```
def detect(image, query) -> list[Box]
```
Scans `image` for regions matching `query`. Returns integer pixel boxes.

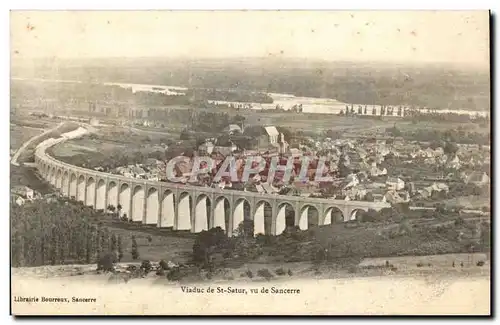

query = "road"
[10,122,65,167]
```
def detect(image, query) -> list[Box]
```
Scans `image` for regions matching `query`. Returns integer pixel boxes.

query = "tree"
[110,234,117,252]
[234,220,254,238]
[232,114,246,125]
[444,141,459,155]
[117,235,124,262]
[107,205,116,214]
[192,227,228,267]
[131,236,140,260]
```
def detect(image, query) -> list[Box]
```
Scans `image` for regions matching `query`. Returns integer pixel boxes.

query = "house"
[345,186,367,201]
[386,177,405,191]
[265,126,280,144]
[261,182,279,194]
[369,162,388,177]
[343,174,359,189]
[417,187,432,199]
[11,186,35,200]
[465,172,490,186]
[174,159,194,179]
[383,190,410,204]
[405,182,417,195]
[90,118,100,126]
[446,155,461,169]
[242,125,288,153]
[198,141,215,155]
[14,196,25,206]
[129,165,146,178]
[430,182,449,193]
[289,148,302,157]
[226,124,243,135]
[213,136,238,156]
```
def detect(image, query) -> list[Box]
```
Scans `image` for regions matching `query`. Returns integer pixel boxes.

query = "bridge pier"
[35,141,390,239]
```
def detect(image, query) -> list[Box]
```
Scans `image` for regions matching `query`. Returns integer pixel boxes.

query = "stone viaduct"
[34,138,391,237]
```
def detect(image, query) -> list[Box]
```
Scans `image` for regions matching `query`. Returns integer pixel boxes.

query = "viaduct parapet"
[35,137,390,236]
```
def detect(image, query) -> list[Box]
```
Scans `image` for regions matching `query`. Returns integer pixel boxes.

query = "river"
[12,77,489,118]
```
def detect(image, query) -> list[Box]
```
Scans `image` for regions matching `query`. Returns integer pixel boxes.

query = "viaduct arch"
[34,139,390,237]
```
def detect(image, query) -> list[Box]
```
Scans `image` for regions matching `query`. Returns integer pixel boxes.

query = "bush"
[97,252,118,272]
[158,260,169,270]
[454,217,465,226]
[257,268,274,281]
[288,226,307,241]
[126,265,137,272]
[275,268,286,276]
[360,209,378,223]
[140,260,153,274]
[166,267,184,281]
[256,234,277,246]
[245,270,254,279]
[287,269,293,276]
[234,220,255,238]
[435,203,446,214]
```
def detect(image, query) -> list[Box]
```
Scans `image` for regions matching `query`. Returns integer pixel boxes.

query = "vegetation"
[15,58,489,110]
[97,251,118,272]
[257,268,274,281]
[399,128,489,146]
[186,213,490,274]
[131,236,140,260]
[11,199,119,267]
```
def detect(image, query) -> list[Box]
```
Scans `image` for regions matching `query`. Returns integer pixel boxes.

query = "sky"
[10,11,490,66]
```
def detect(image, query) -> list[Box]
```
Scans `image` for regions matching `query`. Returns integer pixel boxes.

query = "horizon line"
[11,55,489,69]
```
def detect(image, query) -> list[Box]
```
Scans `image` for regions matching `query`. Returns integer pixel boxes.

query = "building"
[11,186,35,200]
[89,118,100,126]
[227,124,243,135]
[264,126,280,144]
[14,196,25,206]
[465,172,490,186]
[386,177,405,191]
[198,141,215,155]
[243,125,287,153]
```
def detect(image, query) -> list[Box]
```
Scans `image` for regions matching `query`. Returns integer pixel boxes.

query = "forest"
[11,199,124,267]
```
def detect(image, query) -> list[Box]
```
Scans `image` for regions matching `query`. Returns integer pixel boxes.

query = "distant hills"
[11,57,490,111]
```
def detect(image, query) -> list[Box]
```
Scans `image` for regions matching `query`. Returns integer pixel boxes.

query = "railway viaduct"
[34,138,390,237]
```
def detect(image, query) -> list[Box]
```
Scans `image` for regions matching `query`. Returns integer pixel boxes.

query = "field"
[442,196,491,210]
[10,165,53,194]
[241,111,399,134]
[94,219,195,264]
[50,139,122,158]
[10,125,43,151]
